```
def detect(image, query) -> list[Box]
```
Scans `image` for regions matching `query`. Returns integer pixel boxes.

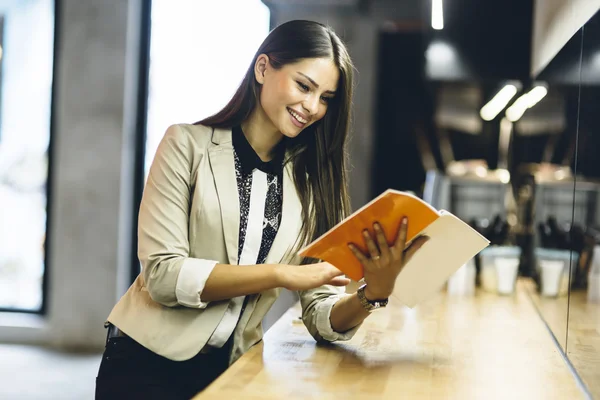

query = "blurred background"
[1,0,600,398]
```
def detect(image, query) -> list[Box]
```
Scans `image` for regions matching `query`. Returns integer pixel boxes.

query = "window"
[129,1,270,279]
[0,0,55,312]
[144,0,271,178]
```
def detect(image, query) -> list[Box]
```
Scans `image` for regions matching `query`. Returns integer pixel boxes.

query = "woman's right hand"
[275,262,351,291]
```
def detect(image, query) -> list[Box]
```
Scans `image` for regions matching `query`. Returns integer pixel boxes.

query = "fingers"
[403,235,429,264]
[392,217,408,259]
[328,276,351,286]
[362,229,380,261]
[348,243,369,265]
[412,235,430,248]
[320,263,350,286]
[320,262,345,279]
[294,263,349,291]
[373,222,391,263]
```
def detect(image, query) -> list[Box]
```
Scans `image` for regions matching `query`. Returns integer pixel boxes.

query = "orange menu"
[299,189,490,308]
[298,189,441,281]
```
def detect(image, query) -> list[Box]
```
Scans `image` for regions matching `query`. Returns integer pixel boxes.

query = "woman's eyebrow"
[297,72,336,95]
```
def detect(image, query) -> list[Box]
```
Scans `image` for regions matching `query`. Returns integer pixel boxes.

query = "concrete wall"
[0,0,142,351]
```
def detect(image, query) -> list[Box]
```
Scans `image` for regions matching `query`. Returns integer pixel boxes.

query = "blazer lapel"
[208,127,240,265]
[265,161,303,265]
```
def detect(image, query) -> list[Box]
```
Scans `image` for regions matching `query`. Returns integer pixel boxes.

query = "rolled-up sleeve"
[175,259,218,308]
[298,285,361,342]
[138,124,215,307]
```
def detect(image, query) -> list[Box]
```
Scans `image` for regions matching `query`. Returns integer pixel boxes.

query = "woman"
[95,19,426,399]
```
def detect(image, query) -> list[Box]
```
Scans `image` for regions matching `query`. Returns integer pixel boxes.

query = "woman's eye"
[297,82,309,92]
[321,96,331,104]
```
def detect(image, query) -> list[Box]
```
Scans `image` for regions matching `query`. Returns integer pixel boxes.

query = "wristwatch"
[356,284,388,312]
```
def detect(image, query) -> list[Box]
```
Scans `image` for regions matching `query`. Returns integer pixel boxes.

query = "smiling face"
[254,55,340,139]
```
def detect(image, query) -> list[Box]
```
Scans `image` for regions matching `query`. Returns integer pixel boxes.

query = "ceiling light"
[497,117,513,170]
[432,0,444,30]
[505,85,548,122]
[555,170,567,180]
[592,51,600,67]
[480,85,518,121]
[447,161,467,176]
[525,86,548,107]
[475,166,487,178]
[426,41,455,64]
[496,169,511,184]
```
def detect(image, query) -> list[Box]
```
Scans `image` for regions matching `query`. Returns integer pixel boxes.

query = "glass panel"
[568,12,600,398]
[515,21,586,352]
[523,83,583,352]
[144,0,270,179]
[409,0,584,354]
[0,0,54,312]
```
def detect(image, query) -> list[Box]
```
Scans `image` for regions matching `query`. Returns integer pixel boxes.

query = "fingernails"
[363,229,369,237]
[402,217,408,225]
[373,222,381,230]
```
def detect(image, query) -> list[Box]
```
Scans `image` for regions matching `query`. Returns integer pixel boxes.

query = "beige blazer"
[107,123,352,364]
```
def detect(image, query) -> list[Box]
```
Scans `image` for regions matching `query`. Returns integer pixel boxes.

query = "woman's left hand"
[348,217,429,300]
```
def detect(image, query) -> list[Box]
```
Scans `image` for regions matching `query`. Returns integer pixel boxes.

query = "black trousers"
[95,333,231,400]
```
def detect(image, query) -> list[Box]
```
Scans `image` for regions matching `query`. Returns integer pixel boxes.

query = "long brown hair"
[198,20,354,263]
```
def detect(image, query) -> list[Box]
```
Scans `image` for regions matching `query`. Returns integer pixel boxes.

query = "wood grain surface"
[566,289,600,397]
[526,280,570,351]
[194,279,585,400]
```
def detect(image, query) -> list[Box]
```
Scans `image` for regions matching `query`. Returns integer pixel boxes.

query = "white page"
[392,211,490,307]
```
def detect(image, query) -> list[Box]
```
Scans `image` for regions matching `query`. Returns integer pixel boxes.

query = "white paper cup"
[495,257,520,295]
[539,260,565,297]
[591,246,600,275]
[480,246,521,293]
[587,273,600,302]
[447,261,476,296]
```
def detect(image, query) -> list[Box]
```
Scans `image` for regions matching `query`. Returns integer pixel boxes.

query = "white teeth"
[288,108,307,124]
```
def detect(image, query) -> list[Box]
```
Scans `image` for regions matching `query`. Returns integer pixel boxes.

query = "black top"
[231,125,285,176]
[231,125,285,264]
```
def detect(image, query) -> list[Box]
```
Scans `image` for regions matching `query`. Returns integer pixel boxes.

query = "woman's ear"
[254,54,269,85]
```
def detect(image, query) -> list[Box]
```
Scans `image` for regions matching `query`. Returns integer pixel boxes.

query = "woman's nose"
[302,95,319,116]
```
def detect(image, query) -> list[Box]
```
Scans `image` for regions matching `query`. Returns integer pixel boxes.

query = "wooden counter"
[527,284,599,397]
[194,280,585,400]
[525,281,570,351]
[566,289,600,397]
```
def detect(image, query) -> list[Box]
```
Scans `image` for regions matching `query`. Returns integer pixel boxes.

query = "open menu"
[298,189,490,307]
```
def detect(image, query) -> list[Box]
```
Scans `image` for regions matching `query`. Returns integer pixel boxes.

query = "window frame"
[129,0,153,286]
[0,0,59,314]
